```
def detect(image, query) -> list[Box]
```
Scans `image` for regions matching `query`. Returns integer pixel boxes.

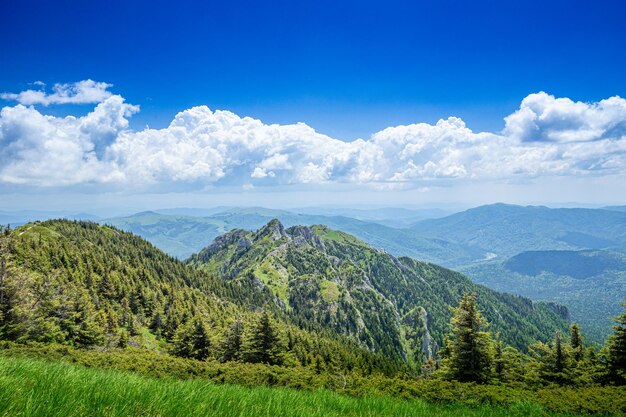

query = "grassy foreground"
[0,356,574,417]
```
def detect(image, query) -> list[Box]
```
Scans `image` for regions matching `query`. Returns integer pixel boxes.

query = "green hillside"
[1,219,567,371]
[187,220,568,362]
[410,203,626,262]
[102,204,626,345]
[1,220,625,415]
[505,250,626,279]
[102,211,228,259]
[0,220,400,375]
[461,249,626,342]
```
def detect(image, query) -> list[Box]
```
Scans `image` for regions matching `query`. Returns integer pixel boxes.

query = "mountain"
[101,204,626,343]
[102,209,473,263]
[409,204,626,341]
[604,205,626,213]
[410,203,626,263]
[0,219,569,374]
[0,210,100,228]
[460,249,626,342]
[102,211,229,259]
[1,219,402,374]
[186,219,568,364]
[105,203,626,268]
[288,207,452,228]
[152,206,452,228]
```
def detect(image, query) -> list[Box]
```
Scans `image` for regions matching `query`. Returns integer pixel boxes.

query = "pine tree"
[220,317,243,362]
[172,317,212,361]
[570,324,584,362]
[606,303,626,384]
[441,292,494,383]
[118,329,129,348]
[528,332,574,385]
[244,310,283,365]
[493,339,506,380]
[554,332,566,374]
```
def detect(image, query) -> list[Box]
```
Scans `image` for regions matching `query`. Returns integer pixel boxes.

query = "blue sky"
[1,0,626,211]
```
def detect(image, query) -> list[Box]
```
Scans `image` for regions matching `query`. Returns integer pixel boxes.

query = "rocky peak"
[287,225,326,251]
[254,219,287,241]
[192,228,249,262]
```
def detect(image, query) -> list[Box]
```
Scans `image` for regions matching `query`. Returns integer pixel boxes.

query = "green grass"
[321,280,340,302]
[312,225,368,247]
[254,258,290,303]
[0,356,570,417]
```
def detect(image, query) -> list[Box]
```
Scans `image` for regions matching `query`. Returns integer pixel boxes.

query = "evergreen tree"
[220,317,243,362]
[528,332,574,385]
[493,339,504,376]
[118,329,129,348]
[554,332,565,374]
[244,310,283,365]
[172,317,211,361]
[570,324,584,362]
[441,292,493,383]
[606,303,626,384]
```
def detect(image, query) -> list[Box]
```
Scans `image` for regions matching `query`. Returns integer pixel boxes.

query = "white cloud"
[0,80,113,106]
[0,82,625,189]
[0,95,138,186]
[504,91,626,143]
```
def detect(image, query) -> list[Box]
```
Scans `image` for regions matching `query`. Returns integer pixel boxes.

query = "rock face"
[186,219,570,367]
[237,237,252,250]
[289,225,326,251]
[255,218,287,241]
[420,309,438,360]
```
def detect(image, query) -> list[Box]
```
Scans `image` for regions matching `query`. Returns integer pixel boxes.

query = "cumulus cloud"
[0,83,625,189]
[0,94,138,185]
[504,92,626,143]
[0,80,113,106]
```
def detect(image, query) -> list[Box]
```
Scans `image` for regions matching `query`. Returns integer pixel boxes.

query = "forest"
[0,220,624,415]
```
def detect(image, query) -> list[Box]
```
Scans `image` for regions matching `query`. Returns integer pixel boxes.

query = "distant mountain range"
[604,205,626,213]
[0,210,100,227]
[408,204,626,341]
[4,203,625,342]
[410,203,626,261]
[101,208,474,263]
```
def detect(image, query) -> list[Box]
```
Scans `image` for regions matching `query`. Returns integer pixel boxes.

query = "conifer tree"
[118,329,129,348]
[220,317,243,362]
[528,332,574,385]
[172,317,211,361]
[441,292,493,383]
[606,303,626,384]
[244,310,283,365]
[493,339,508,381]
[570,324,584,362]
[554,332,565,374]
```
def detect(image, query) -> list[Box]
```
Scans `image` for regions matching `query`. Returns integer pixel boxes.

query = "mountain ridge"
[186,219,569,363]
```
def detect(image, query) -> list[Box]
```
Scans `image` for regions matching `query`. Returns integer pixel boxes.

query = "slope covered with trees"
[0,220,401,375]
[0,219,568,374]
[462,250,626,342]
[187,219,569,364]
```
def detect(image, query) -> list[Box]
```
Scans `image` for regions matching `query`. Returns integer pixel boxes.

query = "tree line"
[437,292,626,386]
